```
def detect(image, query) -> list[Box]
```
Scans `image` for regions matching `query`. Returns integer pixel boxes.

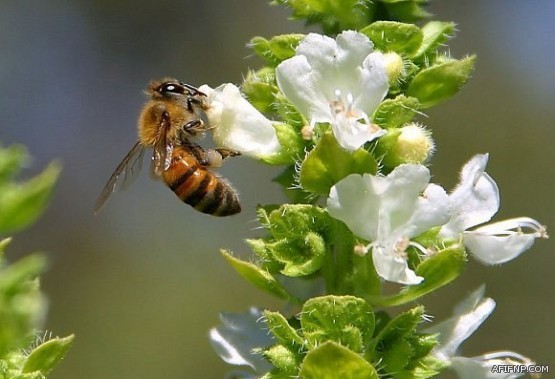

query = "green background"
[1,1,553,378]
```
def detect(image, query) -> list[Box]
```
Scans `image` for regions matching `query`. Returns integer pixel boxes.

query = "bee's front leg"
[215,148,241,160]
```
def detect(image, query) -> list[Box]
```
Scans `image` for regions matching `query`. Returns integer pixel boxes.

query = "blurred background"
[1,1,553,378]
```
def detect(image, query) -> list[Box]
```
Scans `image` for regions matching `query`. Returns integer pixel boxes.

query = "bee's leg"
[215,148,241,160]
[180,119,205,138]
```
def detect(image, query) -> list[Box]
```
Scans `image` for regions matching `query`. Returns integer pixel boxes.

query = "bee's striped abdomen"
[163,147,241,216]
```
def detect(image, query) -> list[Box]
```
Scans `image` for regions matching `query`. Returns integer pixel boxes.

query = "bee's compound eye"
[160,83,184,94]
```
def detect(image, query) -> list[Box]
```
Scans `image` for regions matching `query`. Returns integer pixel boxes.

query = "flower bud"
[383,52,405,86]
[377,123,435,167]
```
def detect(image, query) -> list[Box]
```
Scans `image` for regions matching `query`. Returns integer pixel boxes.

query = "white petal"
[327,173,381,241]
[426,286,496,361]
[209,308,273,372]
[372,245,423,285]
[441,154,500,238]
[275,55,332,123]
[463,217,547,264]
[451,351,534,379]
[327,164,449,241]
[355,51,389,114]
[463,232,534,265]
[200,84,281,159]
[331,115,386,151]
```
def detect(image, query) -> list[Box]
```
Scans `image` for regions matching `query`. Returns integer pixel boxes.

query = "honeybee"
[94,78,241,216]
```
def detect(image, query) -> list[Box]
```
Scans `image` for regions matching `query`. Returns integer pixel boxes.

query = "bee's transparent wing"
[94,142,145,214]
[151,111,173,177]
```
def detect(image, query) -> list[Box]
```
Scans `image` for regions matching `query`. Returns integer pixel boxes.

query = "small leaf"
[301,295,374,353]
[0,162,61,234]
[300,341,378,379]
[407,56,476,108]
[414,21,456,60]
[380,0,431,23]
[300,133,377,195]
[0,144,28,182]
[263,344,299,373]
[373,95,420,129]
[263,311,304,348]
[250,34,305,67]
[221,250,290,300]
[22,335,74,374]
[360,21,423,56]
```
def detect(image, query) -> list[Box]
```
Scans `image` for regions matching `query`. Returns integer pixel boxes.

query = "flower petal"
[330,115,386,151]
[209,307,273,372]
[441,154,500,238]
[372,245,424,285]
[425,286,496,362]
[200,84,281,159]
[275,55,332,123]
[451,351,535,379]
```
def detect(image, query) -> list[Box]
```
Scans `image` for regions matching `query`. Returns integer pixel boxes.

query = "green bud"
[382,52,405,87]
[221,250,290,300]
[22,335,74,374]
[407,55,476,108]
[263,344,299,372]
[256,204,332,277]
[360,21,423,56]
[250,34,304,67]
[376,123,435,167]
[300,133,377,196]
[373,95,420,129]
[299,341,378,379]
[300,295,374,352]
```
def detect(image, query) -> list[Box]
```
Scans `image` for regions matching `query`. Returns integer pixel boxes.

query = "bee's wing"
[94,142,146,214]
[151,111,173,177]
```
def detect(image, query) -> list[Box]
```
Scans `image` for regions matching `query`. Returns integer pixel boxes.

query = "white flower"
[327,164,451,285]
[209,307,273,378]
[199,83,281,159]
[440,154,548,264]
[276,31,389,151]
[425,286,535,379]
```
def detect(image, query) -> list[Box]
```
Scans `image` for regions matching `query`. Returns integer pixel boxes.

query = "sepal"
[300,133,378,195]
[407,55,476,108]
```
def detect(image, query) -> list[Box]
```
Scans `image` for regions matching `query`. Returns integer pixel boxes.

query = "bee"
[94,78,241,216]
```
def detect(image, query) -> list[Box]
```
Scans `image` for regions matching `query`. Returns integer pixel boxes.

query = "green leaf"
[0,144,28,182]
[299,341,378,379]
[300,133,377,195]
[360,21,423,56]
[250,34,305,67]
[22,335,74,374]
[414,21,456,60]
[301,295,374,353]
[263,344,299,373]
[264,311,304,348]
[407,56,476,108]
[221,250,290,300]
[0,254,47,356]
[373,95,420,129]
[0,162,61,234]
[380,0,431,23]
